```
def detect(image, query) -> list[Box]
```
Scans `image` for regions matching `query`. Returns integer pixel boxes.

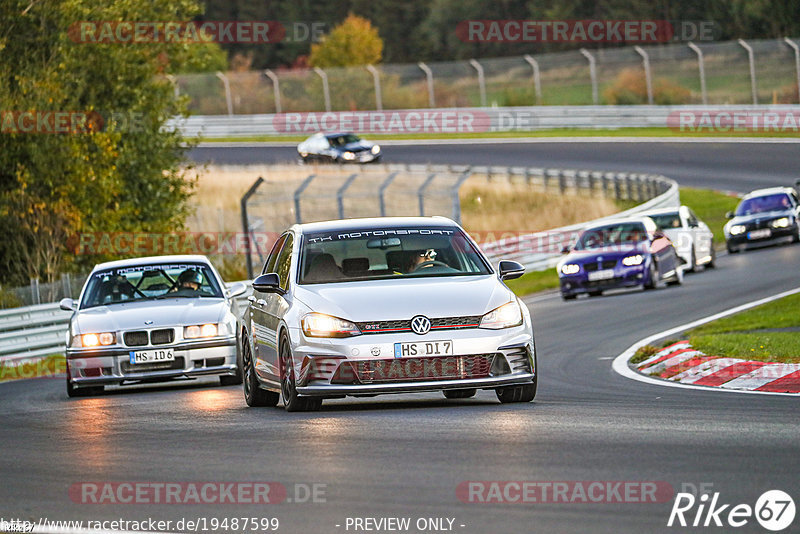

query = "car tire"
[562,293,577,301]
[66,378,103,398]
[727,242,740,254]
[793,224,800,243]
[495,376,537,404]
[243,337,279,407]
[644,260,659,290]
[688,246,697,273]
[443,389,477,399]
[588,290,603,297]
[667,267,683,286]
[280,334,322,412]
[707,242,716,268]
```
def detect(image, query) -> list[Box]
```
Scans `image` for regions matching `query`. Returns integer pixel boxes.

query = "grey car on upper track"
[62,255,247,397]
[240,216,537,412]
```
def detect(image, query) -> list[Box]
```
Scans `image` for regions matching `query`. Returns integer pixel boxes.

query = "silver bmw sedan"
[241,217,537,411]
[62,255,246,397]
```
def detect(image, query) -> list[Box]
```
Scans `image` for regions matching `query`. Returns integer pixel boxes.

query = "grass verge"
[678,187,741,248]
[0,354,65,382]
[199,128,800,144]
[506,269,560,297]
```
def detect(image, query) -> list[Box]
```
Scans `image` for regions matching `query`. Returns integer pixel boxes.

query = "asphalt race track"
[2,141,799,533]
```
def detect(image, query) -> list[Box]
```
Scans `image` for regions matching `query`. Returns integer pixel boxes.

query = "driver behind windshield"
[407,249,437,272]
[171,269,203,294]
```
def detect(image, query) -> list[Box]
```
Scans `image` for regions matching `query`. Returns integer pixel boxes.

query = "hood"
[729,209,794,226]
[75,298,228,333]
[338,141,373,153]
[293,275,512,321]
[563,243,647,263]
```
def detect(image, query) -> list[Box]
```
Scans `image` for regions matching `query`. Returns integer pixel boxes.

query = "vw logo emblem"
[410,315,431,335]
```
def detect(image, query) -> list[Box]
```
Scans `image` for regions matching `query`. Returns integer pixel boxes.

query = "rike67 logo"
[668,489,795,531]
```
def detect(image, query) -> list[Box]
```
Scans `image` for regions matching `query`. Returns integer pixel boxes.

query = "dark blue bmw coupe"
[557,216,684,300]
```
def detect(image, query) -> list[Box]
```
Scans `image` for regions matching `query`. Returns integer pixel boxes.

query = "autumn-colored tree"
[0,0,227,286]
[309,14,383,68]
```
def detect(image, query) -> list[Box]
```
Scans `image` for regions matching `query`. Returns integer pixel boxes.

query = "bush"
[604,68,690,105]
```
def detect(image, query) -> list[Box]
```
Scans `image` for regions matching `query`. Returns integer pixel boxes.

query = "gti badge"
[410,315,431,335]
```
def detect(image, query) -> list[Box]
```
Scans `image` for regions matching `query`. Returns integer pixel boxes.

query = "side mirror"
[653,231,665,240]
[561,245,571,254]
[59,298,76,311]
[725,211,734,219]
[252,273,282,293]
[226,281,247,299]
[498,260,525,281]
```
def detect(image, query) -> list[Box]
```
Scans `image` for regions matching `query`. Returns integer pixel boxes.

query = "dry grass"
[458,179,621,233]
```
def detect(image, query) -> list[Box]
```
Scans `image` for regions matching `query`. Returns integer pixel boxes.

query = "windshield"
[574,222,648,250]
[298,227,491,284]
[735,193,793,216]
[80,262,223,309]
[648,213,681,230]
[327,134,361,146]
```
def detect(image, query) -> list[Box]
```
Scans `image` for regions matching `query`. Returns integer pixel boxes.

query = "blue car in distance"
[557,216,684,300]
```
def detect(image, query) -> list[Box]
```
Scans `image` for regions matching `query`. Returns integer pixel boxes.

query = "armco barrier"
[169,105,800,138]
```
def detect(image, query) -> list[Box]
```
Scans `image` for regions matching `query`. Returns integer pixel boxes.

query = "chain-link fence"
[0,273,89,309]
[177,38,800,115]
[240,163,672,277]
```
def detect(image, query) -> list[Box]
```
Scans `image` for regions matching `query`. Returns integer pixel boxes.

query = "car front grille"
[353,354,494,383]
[356,316,482,334]
[123,331,149,347]
[150,329,174,345]
[583,259,618,272]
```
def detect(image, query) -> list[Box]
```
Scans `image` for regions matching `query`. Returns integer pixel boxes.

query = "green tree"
[309,14,383,68]
[0,0,226,285]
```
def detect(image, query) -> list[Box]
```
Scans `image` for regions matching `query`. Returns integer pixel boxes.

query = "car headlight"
[342,151,356,160]
[184,323,219,339]
[622,254,644,266]
[76,332,115,347]
[371,144,380,154]
[302,313,361,338]
[479,301,523,330]
[729,224,746,236]
[560,263,580,275]
[771,217,790,228]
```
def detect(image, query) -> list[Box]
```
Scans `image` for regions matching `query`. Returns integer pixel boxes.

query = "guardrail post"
[602,173,610,198]
[688,42,708,105]
[241,176,265,279]
[294,174,317,225]
[614,175,622,200]
[784,38,800,103]
[215,72,234,116]
[523,54,543,104]
[633,46,654,105]
[264,69,282,113]
[624,174,633,200]
[469,59,487,107]
[366,65,383,111]
[61,273,71,299]
[378,172,398,217]
[579,49,599,105]
[313,67,331,112]
[636,175,645,201]
[738,39,758,105]
[418,62,435,108]
[558,171,566,195]
[337,174,358,219]
[418,173,437,216]
[165,74,180,99]
[30,278,40,305]
[451,170,473,224]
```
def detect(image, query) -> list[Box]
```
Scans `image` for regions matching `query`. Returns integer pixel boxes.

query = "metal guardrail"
[169,105,800,138]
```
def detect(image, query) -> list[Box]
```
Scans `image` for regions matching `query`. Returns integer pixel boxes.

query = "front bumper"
[726,225,796,249]
[288,325,535,397]
[67,337,237,386]
[559,265,645,295]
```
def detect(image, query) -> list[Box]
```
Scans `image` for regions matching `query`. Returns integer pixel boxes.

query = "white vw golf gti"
[241,217,538,411]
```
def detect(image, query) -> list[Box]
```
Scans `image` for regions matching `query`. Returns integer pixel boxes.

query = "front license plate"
[587,269,615,281]
[394,340,453,358]
[129,349,175,365]
[747,229,771,240]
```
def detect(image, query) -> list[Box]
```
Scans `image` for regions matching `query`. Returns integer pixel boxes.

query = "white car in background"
[642,206,715,272]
